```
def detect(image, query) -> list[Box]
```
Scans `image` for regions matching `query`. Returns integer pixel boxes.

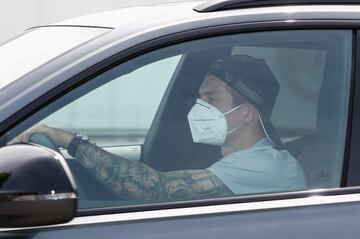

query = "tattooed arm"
[74,141,233,200]
[14,124,232,200]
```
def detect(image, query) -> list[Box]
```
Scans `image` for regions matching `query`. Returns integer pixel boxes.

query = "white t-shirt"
[208,138,307,195]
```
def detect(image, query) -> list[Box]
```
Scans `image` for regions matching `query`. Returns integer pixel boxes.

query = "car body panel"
[2,192,360,237]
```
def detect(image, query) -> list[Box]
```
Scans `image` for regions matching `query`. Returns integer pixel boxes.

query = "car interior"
[143,30,350,191]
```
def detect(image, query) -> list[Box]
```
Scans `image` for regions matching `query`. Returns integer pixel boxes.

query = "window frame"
[1,20,359,218]
[344,29,360,186]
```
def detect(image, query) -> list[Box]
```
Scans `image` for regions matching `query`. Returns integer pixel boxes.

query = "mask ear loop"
[224,104,245,135]
[224,104,244,115]
[257,109,275,145]
[227,125,241,135]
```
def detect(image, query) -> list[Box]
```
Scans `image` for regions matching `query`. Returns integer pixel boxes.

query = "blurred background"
[0,0,196,43]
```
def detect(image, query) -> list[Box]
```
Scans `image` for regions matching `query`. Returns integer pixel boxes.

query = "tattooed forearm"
[161,170,233,200]
[74,142,233,200]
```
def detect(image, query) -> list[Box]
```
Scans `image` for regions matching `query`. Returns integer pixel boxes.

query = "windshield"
[0,27,109,90]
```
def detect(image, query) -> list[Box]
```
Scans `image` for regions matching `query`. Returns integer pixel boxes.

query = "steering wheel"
[28,132,61,154]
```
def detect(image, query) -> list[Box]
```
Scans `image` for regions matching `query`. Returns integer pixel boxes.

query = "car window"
[43,56,181,147]
[8,30,352,209]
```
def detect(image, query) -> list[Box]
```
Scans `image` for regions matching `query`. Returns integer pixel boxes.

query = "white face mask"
[187,98,244,146]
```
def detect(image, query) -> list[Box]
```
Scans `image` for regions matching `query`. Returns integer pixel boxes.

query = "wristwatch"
[67,133,89,157]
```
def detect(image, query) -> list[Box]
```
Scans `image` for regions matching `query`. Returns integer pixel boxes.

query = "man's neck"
[221,127,264,157]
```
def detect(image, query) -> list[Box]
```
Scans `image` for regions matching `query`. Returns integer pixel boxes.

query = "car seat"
[297,67,348,189]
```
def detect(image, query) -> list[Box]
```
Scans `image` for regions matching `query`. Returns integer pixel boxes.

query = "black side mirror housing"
[0,144,78,227]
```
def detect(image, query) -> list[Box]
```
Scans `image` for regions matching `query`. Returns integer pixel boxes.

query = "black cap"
[207,54,282,146]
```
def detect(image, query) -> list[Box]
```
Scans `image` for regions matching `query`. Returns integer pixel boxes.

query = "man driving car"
[17,54,307,200]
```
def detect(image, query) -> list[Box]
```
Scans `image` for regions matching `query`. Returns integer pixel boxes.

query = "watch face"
[77,133,89,141]
[82,135,89,141]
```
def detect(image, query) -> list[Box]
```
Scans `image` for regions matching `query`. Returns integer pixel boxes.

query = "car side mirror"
[0,144,78,227]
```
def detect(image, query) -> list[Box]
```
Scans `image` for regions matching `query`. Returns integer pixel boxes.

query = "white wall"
[0,0,196,43]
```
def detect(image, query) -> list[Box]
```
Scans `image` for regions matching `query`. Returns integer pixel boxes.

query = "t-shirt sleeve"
[208,150,285,195]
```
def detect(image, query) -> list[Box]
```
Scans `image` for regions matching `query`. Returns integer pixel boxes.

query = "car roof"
[51,2,203,29]
[48,1,360,30]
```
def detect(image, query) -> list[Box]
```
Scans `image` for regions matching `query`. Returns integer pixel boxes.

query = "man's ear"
[241,103,256,124]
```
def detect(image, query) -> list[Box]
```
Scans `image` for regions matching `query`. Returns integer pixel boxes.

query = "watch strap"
[67,133,89,157]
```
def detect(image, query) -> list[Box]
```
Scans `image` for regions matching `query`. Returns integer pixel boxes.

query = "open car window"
[8,30,352,209]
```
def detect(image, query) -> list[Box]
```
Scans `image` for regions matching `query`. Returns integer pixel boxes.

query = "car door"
[1,21,360,238]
